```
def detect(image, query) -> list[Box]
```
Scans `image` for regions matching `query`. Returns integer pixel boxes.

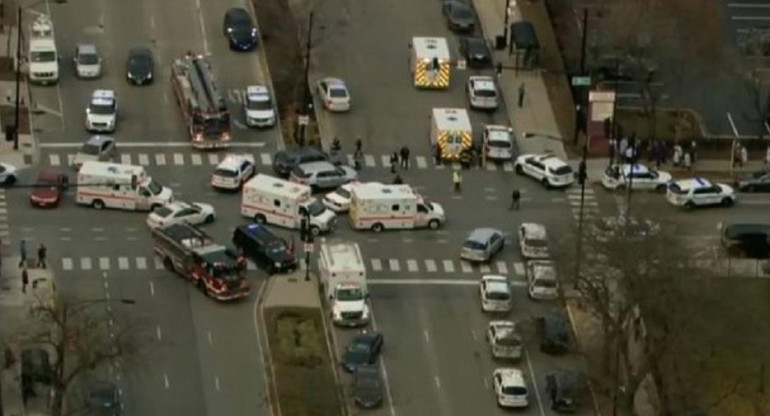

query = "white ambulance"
[349,183,446,232]
[431,108,473,161]
[318,240,369,327]
[410,37,451,89]
[76,161,173,211]
[241,174,337,235]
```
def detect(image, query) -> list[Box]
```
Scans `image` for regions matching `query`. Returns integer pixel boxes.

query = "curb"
[564,300,604,416]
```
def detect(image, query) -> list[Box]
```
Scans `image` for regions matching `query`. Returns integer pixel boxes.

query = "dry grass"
[265,307,340,416]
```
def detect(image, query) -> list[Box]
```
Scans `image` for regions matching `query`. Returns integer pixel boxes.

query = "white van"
[241,174,337,235]
[349,183,445,232]
[76,161,172,211]
[27,15,59,84]
[318,241,369,327]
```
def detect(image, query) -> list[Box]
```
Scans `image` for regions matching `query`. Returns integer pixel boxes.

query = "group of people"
[18,240,47,294]
[610,136,770,170]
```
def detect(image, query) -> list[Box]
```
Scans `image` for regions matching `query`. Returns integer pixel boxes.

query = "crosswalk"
[45,151,517,171]
[57,255,526,276]
[566,186,599,223]
[0,189,9,244]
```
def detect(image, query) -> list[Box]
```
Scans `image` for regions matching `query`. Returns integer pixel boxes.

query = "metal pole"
[572,8,589,297]
[502,0,510,45]
[13,6,22,150]
[304,211,311,281]
[573,8,588,145]
[299,11,314,146]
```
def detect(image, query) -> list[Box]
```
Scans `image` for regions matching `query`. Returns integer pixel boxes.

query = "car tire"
[655,184,667,193]
[722,198,734,207]
[255,214,267,224]
[4,175,16,185]
[428,219,440,230]
[744,185,755,193]
[684,201,695,211]
[163,257,174,272]
[92,199,105,210]
[150,204,162,212]
[310,225,321,236]
[205,214,215,223]
[515,164,523,175]
[371,223,384,233]
[541,177,550,189]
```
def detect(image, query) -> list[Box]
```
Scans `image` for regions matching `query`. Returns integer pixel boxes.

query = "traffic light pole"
[13,6,22,150]
[300,211,313,281]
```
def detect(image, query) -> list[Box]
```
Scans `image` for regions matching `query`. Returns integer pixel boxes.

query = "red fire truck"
[170,53,232,149]
[152,223,250,301]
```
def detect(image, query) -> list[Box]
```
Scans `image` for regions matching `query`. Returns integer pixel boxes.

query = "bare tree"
[25,298,148,416]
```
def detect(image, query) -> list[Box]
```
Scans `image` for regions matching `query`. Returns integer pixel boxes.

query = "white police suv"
[666,177,736,210]
[244,85,276,128]
[85,89,117,133]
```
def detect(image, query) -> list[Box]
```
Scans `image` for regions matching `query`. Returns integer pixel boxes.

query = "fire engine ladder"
[188,57,226,114]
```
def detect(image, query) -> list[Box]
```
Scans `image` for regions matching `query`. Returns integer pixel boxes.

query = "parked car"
[223,7,258,51]
[538,312,570,354]
[126,47,154,85]
[479,275,512,312]
[342,332,384,372]
[317,77,351,112]
[72,136,117,169]
[461,227,505,262]
[459,36,491,68]
[73,43,102,78]
[0,162,18,185]
[737,168,770,192]
[290,161,357,191]
[545,370,583,413]
[232,223,298,273]
[514,153,574,188]
[29,167,68,208]
[720,222,770,259]
[601,163,671,192]
[483,125,515,161]
[87,381,121,416]
[442,0,475,32]
[146,201,216,229]
[666,177,735,210]
[467,75,499,110]
[273,147,330,177]
[353,364,383,409]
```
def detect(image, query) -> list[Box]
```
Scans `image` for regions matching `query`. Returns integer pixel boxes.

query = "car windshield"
[78,53,99,65]
[247,97,272,111]
[335,187,351,199]
[80,143,101,155]
[89,102,115,115]
[549,166,573,175]
[502,386,527,396]
[475,89,496,97]
[453,7,473,18]
[337,287,364,301]
[214,168,237,178]
[349,342,370,353]
[489,139,511,148]
[668,183,686,194]
[153,207,173,218]
[307,199,327,216]
[147,179,162,195]
[266,240,288,254]
[329,87,348,98]
[487,290,510,300]
[525,238,548,247]
[31,51,56,62]
[463,240,486,250]
[129,56,150,71]
[202,117,228,136]
[535,278,557,288]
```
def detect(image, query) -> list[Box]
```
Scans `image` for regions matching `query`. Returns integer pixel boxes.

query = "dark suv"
[545,370,581,413]
[720,222,770,259]
[538,311,570,354]
[272,147,330,177]
[232,224,297,274]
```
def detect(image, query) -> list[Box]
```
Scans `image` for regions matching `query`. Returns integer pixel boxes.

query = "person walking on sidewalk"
[19,239,26,269]
[390,152,399,174]
[400,146,410,170]
[673,143,682,166]
[740,145,749,168]
[331,137,341,152]
[517,83,525,108]
[353,149,363,171]
[37,244,47,269]
[21,267,28,294]
[510,189,521,210]
[765,145,770,166]
[683,151,692,171]
[452,170,462,193]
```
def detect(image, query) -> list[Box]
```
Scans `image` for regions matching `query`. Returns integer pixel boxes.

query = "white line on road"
[207,331,213,345]
[154,257,164,270]
[732,15,770,20]
[118,257,129,270]
[155,154,166,165]
[524,350,546,416]
[138,154,149,166]
[434,376,441,389]
[156,325,163,341]
[191,154,203,165]
[406,259,418,272]
[195,0,210,54]
[470,329,477,342]
[173,153,184,165]
[208,154,219,165]
[728,3,770,7]
[364,154,375,167]
[149,281,155,296]
[423,330,430,344]
[260,153,272,165]
[388,259,400,272]
[483,376,490,390]
[150,14,156,30]
[425,259,437,272]
[368,278,478,286]
[121,154,131,164]
[442,260,455,273]
[513,262,525,275]
[368,309,397,416]
[81,257,92,271]
[371,258,382,271]
[727,112,740,137]
[99,257,110,270]
[62,258,73,271]
[136,257,147,270]
[416,156,428,169]
[214,376,221,391]
[496,261,508,274]
[460,261,473,273]
[479,264,491,273]
[163,374,170,389]
[381,155,391,166]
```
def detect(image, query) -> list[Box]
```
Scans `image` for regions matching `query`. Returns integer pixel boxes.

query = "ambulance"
[349,183,445,232]
[241,174,337,235]
[76,161,173,211]
[410,37,451,89]
[318,240,369,327]
[430,108,473,161]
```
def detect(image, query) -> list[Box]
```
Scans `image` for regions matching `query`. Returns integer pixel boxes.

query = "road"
[15,0,279,413]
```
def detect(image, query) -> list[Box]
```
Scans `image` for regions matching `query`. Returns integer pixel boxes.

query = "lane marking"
[154,257,164,270]
[524,349,547,416]
[173,153,184,165]
[99,257,110,270]
[191,154,203,165]
[81,257,92,271]
[406,259,418,272]
[155,154,166,165]
[207,331,213,345]
[156,325,163,341]
[371,258,382,271]
[479,264,491,273]
[121,154,131,164]
[416,156,428,169]
[138,154,149,166]
[388,259,400,272]
[369,279,478,286]
[732,15,770,20]
[442,260,455,273]
[425,259,437,272]
[434,376,441,389]
[727,112,739,137]
[728,3,770,8]
[195,0,210,54]
[208,154,219,165]
[260,153,272,165]
[364,154,375,167]
[136,257,147,270]
[423,330,430,344]
[39,141,267,148]
[460,261,473,273]
[513,262,525,275]
[49,154,60,166]
[163,374,170,389]
[215,376,221,391]
[62,258,73,271]
[149,281,155,296]
[118,257,129,270]
[496,261,508,274]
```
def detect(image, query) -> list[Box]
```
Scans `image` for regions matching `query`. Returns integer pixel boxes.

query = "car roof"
[722,223,770,238]
[237,223,281,240]
[483,278,510,293]
[530,260,556,279]
[246,85,270,100]
[297,160,337,173]
[489,321,519,337]
[217,154,253,170]
[128,47,152,57]
[495,368,525,385]
[468,227,502,241]
[464,36,486,46]
[164,201,193,211]
[323,77,347,87]
[77,44,98,54]
[470,76,495,90]
[91,89,115,102]
[672,177,713,190]
[353,331,382,343]
[486,126,513,141]
[521,222,547,239]
[85,135,112,146]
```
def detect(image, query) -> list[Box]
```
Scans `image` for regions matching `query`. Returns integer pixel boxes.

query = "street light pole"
[502,0,511,46]
[13,6,22,150]
[572,8,589,292]
[298,11,314,147]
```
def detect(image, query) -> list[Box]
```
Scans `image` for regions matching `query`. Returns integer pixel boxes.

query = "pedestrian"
[355,138,363,152]
[619,137,628,161]
[21,267,28,294]
[517,83,525,108]
[353,149,363,170]
[690,140,698,164]
[393,174,403,184]
[624,146,635,164]
[37,244,46,269]
[673,144,682,167]
[434,145,442,166]
[658,140,667,165]
[741,146,749,166]
[683,151,692,171]
[733,143,742,168]
[510,189,521,210]
[331,137,341,152]
[765,145,770,166]
[18,239,26,269]
[400,146,410,170]
[608,138,616,165]
[452,170,462,192]
[389,152,399,174]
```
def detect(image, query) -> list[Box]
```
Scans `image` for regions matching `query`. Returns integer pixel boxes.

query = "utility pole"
[572,8,588,145]
[502,0,512,48]
[572,8,589,297]
[297,11,314,147]
[13,6,22,150]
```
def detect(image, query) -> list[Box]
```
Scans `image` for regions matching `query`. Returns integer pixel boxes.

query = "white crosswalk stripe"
[118,257,129,270]
[416,156,428,169]
[62,258,73,271]
[496,261,508,274]
[406,259,419,272]
[364,154,375,167]
[425,259,437,272]
[81,257,92,271]
[460,261,473,273]
[479,264,491,273]
[138,154,149,166]
[155,154,166,165]
[371,258,382,271]
[99,257,110,270]
[208,154,220,165]
[191,154,203,165]
[502,163,514,172]
[136,257,147,270]
[154,257,164,270]
[513,262,525,275]
[443,260,455,273]
[121,154,132,164]
[173,153,184,165]
[247,261,257,271]
[260,153,272,166]
[388,259,400,272]
[67,154,76,166]
[49,154,60,166]
[381,155,391,167]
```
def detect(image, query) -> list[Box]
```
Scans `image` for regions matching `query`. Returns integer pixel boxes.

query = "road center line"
[195,0,210,54]
[434,376,441,389]
[163,374,170,389]
[214,376,221,391]
[423,330,430,344]
[156,325,163,341]
[207,331,213,345]
[369,307,397,416]
[149,281,155,296]
[524,350,546,416]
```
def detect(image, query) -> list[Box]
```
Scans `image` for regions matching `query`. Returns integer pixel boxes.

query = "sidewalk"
[584,157,768,184]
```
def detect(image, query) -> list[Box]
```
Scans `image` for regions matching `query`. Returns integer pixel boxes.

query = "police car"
[211,154,256,190]
[514,153,574,188]
[467,75,499,110]
[483,125,514,161]
[244,85,276,128]
[601,163,672,192]
[85,89,117,133]
[666,177,736,210]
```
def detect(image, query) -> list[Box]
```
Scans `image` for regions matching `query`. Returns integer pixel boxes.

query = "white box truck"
[27,15,59,84]
[349,183,446,232]
[76,161,173,211]
[430,108,473,161]
[241,174,337,235]
[318,240,369,327]
[410,37,451,89]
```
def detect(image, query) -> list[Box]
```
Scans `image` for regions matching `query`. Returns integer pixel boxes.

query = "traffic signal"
[300,218,308,242]
[578,160,587,185]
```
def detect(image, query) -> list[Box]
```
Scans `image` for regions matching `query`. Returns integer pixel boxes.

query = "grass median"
[264,307,341,416]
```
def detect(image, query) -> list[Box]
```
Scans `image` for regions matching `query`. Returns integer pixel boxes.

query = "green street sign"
[571,76,591,87]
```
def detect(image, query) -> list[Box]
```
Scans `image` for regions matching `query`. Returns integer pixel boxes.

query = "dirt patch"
[264,307,340,416]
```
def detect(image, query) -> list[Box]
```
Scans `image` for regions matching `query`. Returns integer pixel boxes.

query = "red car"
[29,168,69,208]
